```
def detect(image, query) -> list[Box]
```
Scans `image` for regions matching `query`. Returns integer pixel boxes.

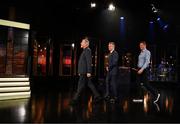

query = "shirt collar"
[83,47,89,50]
[110,49,114,53]
[142,48,147,52]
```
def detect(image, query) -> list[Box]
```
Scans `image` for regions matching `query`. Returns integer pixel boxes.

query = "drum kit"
[149,59,175,81]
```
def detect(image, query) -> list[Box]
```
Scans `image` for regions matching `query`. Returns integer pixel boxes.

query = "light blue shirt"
[138,48,151,70]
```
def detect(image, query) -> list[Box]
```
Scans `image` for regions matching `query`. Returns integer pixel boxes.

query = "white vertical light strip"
[0,19,30,30]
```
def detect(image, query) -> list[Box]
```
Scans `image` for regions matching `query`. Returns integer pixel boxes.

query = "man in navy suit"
[104,42,119,103]
[70,38,101,105]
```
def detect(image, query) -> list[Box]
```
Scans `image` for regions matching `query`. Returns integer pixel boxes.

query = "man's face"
[139,43,146,51]
[108,43,114,51]
[80,40,86,48]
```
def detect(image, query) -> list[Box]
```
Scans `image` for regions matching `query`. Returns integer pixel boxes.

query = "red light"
[64,56,71,65]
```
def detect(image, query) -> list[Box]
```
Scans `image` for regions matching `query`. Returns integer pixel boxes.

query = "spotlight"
[150,21,153,24]
[157,17,160,21]
[90,2,96,8]
[164,24,168,28]
[71,43,75,48]
[151,4,158,13]
[120,17,124,20]
[108,3,115,11]
[163,24,169,30]
[153,8,158,13]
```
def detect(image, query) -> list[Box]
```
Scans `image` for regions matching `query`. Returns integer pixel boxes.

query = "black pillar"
[53,40,60,77]
[46,39,50,76]
[97,40,105,79]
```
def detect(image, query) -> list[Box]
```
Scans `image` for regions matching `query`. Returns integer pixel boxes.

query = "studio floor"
[0,78,180,123]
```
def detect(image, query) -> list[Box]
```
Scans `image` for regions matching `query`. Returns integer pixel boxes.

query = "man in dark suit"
[70,38,101,105]
[104,42,119,103]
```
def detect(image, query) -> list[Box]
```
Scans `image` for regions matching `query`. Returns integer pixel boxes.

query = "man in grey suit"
[104,42,119,103]
[70,38,101,105]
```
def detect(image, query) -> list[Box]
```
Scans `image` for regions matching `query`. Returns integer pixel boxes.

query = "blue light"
[149,20,154,42]
[157,18,160,21]
[120,16,125,41]
[163,24,169,31]
[164,24,168,29]
[120,17,124,20]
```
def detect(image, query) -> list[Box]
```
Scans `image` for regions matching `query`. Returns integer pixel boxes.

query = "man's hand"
[137,69,144,74]
[106,67,109,72]
[87,73,91,77]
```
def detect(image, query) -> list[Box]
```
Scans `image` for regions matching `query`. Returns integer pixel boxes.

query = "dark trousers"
[136,69,158,97]
[105,73,118,98]
[73,75,100,100]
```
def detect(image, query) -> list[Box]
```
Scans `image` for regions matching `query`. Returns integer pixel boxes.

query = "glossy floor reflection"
[0,80,180,123]
[0,99,31,123]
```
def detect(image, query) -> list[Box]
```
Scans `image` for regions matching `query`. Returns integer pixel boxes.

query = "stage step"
[0,78,29,82]
[0,91,31,100]
[0,77,31,100]
[0,87,30,92]
[0,82,29,87]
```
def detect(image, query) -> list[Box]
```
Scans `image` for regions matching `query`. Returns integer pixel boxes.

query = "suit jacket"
[78,47,92,74]
[108,50,119,75]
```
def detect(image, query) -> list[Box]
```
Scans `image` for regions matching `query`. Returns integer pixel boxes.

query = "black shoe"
[69,99,78,106]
